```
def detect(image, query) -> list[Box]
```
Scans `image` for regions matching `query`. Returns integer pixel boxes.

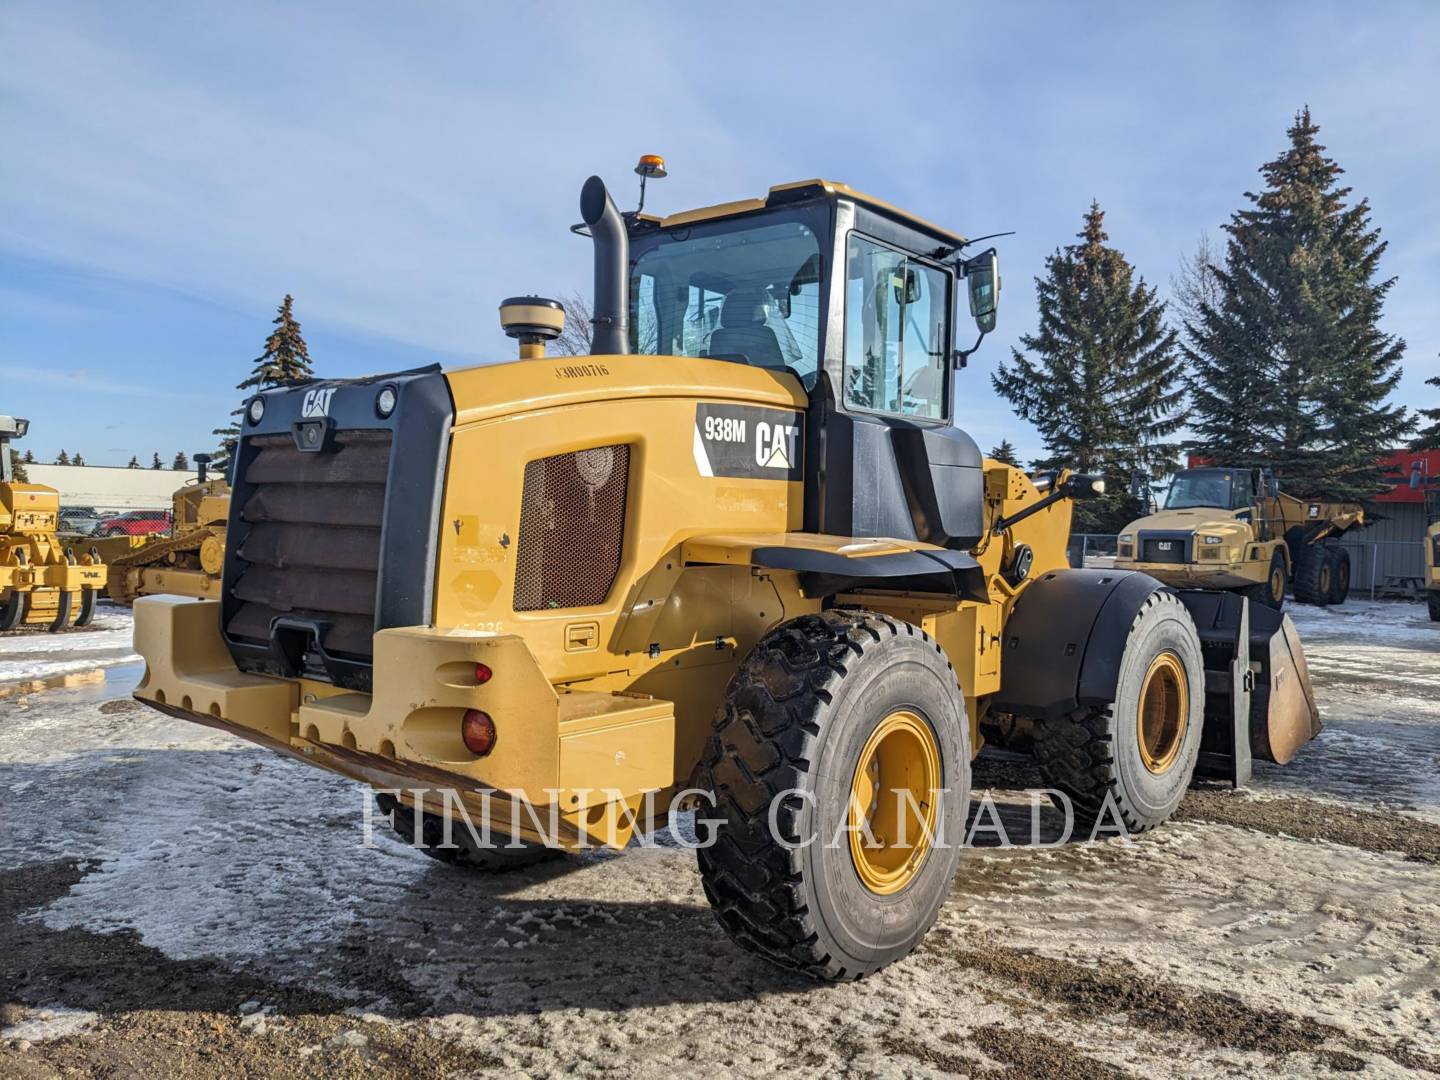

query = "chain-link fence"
[1066,534,1427,599]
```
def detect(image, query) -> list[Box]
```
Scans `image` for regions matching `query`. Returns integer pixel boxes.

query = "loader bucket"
[1176,590,1322,786]
[1246,604,1321,764]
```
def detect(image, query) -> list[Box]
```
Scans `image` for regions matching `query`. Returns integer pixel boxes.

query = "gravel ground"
[1,600,1437,1078]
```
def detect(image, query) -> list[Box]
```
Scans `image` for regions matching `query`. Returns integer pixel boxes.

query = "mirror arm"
[953,327,988,369]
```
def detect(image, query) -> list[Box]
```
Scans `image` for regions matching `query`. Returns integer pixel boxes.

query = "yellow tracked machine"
[100,454,230,604]
[133,162,1322,979]
[1115,467,1364,609]
[1,415,107,630]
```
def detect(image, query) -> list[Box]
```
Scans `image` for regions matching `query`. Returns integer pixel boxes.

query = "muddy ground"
[1,600,1437,1078]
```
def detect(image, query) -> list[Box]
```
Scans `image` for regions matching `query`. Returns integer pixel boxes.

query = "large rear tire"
[1325,548,1351,606]
[1033,591,1204,834]
[698,610,970,981]
[374,792,562,871]
[1428,592,1440,623]
[1292,545,1332,605]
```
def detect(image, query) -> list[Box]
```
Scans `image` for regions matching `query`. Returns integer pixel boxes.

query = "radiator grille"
[227,430,390,660]
[513,444,630,612]
[1141,535,1189,564]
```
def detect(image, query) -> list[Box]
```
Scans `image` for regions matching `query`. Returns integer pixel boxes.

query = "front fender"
[993,568,1168,720]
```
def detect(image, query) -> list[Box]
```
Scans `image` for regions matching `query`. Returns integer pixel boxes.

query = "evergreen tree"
[151,452,163,470]
[1185,109,1410,499]
[172,451,189,471]
[988,439,1021,467]
[992,202,1186,532]
[55,449,70,465]
[127,456,140,469]
[1412,363,1440,449]
[214,294,316,460]
[7,450,25,482]
[72,453,86,467]
[22,449,34,464]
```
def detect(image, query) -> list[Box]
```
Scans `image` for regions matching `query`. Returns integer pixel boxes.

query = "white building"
[24,463,198,513]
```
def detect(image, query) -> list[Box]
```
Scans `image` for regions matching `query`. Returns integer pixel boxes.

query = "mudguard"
[993,568,1168,720]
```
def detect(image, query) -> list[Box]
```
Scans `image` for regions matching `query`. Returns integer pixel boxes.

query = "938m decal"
[693,403,803,481]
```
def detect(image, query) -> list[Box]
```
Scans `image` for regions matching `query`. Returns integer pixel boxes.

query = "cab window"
[843,234,949,419]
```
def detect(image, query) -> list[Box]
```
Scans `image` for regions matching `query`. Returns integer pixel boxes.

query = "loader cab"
[623,180,995,547]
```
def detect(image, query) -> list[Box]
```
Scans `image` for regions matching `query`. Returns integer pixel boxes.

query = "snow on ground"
[0,604,138,689]
[1,598,1438,1076]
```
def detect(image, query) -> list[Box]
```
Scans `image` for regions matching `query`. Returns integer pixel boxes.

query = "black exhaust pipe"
[580,175,629,355]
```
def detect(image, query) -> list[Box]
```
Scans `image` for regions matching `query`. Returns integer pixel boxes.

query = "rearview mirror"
[892,267,922,306]
[964,249,999,334]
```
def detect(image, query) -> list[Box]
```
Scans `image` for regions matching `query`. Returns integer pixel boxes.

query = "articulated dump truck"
[1116,466,1364,610]
[133,164,1322,979]
[2,415,107,631]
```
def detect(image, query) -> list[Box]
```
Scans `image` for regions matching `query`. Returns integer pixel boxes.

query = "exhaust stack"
[580,176,629,355]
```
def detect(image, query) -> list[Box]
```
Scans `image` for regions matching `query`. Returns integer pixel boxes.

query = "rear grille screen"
[513,444,630,612]
[227,431,390,659]
[1141,536,1188,564]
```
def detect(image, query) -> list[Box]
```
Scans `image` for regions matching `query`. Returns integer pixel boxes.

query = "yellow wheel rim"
[1270,565,1285,604]
[848,710,941,895]
[1319,563,1332,595]
[1137,651,1188,775]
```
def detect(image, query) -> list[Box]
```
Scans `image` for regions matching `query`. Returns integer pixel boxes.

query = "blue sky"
[3,1,1438,466]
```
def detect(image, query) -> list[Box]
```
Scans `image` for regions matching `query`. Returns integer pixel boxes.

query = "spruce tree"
[55,449,69,465]
[8,450,25,482]
[1415,367,1440,449]
[992,202,1186,532]
[214,294,316,460]
[127,456,140,469]
[172,451,189,471]
[1185,109,1410,499]
[988,440,1021,467]
[151,452,163,469]
[72,453,86,467]
[22,449,34,464]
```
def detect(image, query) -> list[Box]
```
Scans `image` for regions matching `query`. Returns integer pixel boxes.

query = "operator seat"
[707,290,785,368]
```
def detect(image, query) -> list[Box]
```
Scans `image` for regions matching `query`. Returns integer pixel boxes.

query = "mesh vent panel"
[513,445,630,612]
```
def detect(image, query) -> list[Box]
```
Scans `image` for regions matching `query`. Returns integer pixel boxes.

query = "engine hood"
[1124,506,1242,535]
[445,354,806,428]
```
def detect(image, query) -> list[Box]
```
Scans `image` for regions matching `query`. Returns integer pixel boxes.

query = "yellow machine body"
[100,478,230,605]
[1,482,108,629]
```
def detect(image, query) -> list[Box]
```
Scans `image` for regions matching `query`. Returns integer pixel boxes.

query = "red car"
[94,509,173,537]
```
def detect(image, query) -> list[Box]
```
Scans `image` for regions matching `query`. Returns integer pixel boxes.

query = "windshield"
[1165,471,1233,510]
[630,213,823,385]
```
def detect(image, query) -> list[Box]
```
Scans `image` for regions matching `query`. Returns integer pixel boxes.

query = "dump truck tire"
[1033,591,1204,834]
[373,792,561,871]
[1292,545,1332,605]
[697,610,969,981]
[1325,548,1351,605]
[1428,592,1440,623]
[1242,550,1287,610]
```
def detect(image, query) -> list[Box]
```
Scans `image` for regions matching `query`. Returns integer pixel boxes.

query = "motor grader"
[1,415,107,630]
[95,454,230,605]
[1115,466,1364,610]
[132,162,1321,980]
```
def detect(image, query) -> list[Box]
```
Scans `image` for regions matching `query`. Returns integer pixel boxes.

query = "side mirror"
[963,249,999,334]
[892,267,922,306]
[1063,473,1106,500]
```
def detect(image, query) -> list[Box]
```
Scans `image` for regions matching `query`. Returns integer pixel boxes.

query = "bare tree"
[1169,232,1223,339]
[552,292,596,357]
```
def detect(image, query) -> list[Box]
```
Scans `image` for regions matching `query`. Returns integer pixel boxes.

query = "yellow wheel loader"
[132,164,1321,980]
[98,454,230,604]
[1114,467,1364,610]
[1,415,107,630]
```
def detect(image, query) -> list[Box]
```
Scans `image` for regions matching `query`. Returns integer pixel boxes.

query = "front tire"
[1428,592,1440,623]
[698,610,970,981]
[1242,550,1287,610]
[1325,548,1351,605]
[1033,591,1204,834]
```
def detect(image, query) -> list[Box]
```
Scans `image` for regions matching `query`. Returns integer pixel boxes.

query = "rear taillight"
[474,662,493,685]
[462,709,496,756]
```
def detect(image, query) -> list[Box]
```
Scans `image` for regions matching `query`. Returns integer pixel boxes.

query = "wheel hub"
[848,710,941,895]
[1137,651,1188,775]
